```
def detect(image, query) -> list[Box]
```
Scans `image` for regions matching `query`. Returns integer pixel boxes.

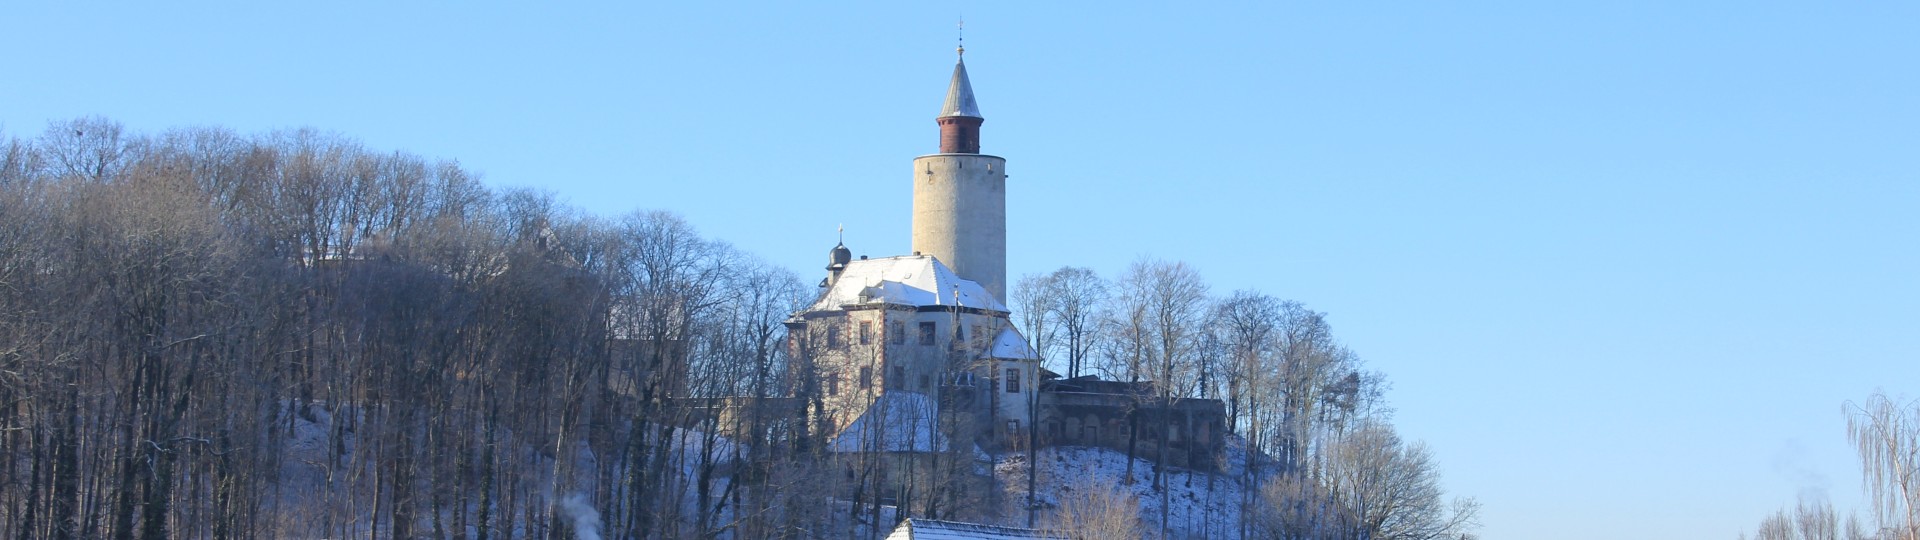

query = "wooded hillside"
[0,118,1474,539]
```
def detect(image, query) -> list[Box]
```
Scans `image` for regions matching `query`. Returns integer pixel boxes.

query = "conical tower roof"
[939,56,981,119]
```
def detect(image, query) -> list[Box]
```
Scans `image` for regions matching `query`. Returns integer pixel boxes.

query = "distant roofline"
[913,153,1004,160]
[894,518,1069,539]
[788,303,1007,320]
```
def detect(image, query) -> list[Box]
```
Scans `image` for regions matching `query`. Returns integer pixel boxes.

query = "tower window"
[859,367,872,389]
[826,373,839,396]
[826,326,840,348]
[859,321,872,345]
[918,322,937,345]
[890,322,906,344]
[1005,368,1021,393]
[890,366,905,390]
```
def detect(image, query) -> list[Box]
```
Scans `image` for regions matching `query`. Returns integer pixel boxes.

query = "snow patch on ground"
[994,446,1245,539]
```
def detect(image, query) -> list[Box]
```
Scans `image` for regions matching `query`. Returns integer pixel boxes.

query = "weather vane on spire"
[957,17,965,57]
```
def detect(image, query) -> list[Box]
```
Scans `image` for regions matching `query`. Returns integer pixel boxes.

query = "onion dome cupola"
[828,242,852,270]
[823,230,853,288]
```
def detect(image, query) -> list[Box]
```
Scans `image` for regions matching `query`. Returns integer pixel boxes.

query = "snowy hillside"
[993,445,1249,539]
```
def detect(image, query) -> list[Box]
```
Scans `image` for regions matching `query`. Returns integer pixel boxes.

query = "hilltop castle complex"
[782,48,1227,470]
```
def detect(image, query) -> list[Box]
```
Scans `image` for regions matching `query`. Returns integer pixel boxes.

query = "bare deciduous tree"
[1320,421,1478,540]
[1047,479,1143,540]
[1847,393,1920,540]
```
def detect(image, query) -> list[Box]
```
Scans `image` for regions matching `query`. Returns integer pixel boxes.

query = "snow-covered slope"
[993,445,1247,539]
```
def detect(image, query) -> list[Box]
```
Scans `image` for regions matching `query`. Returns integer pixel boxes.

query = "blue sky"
[7,2,1917,538]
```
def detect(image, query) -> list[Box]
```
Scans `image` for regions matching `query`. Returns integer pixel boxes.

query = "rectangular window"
[890,366,905,390]
[859,367,872,389]
[858,321,872,345]
[826,373,839,396]
[1006,420,1021,437]
[973,325,985,345]
[890,322,905,344]
[1005,368,1021,393]
[825,326,840,348]
[918,322,936,346]
[919,374,930,390]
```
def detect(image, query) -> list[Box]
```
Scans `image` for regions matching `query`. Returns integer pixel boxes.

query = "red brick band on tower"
[938,116,982,154]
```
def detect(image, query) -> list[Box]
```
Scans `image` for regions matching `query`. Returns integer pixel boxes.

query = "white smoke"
[560,493,603,540]
[1772,438,1830,502]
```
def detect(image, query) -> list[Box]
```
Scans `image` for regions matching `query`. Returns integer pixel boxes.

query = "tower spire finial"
[957,17,965,57]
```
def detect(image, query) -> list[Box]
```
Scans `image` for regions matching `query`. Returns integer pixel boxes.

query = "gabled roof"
[990,327,1038,360]
[884,518,1067,540]
[830,392,948,453]
[939,59,982,119]
[808,255,1006,313]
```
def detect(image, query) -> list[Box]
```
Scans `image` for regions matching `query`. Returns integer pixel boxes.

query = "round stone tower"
[912,48,1008,300]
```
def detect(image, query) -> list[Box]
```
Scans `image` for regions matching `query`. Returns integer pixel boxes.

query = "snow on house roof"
[829,392,949,453]
[884,518,1067,540]
[808,255,1006,312]
[990,327,1038,360]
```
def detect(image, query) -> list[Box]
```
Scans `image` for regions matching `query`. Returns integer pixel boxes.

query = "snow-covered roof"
[884,519,1067,540]
[808,255,1006,312]
[830,392,949,453]
[990,327,1038,360]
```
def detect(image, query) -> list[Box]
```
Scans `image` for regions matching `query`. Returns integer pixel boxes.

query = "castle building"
[788,46,1038,452]
[786,47,1224,467]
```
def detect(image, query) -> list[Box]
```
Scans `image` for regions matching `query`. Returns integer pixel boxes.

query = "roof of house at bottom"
[884,518,1069,540]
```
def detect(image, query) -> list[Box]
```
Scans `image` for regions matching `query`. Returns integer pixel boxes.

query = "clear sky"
[7,2,1916,538]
